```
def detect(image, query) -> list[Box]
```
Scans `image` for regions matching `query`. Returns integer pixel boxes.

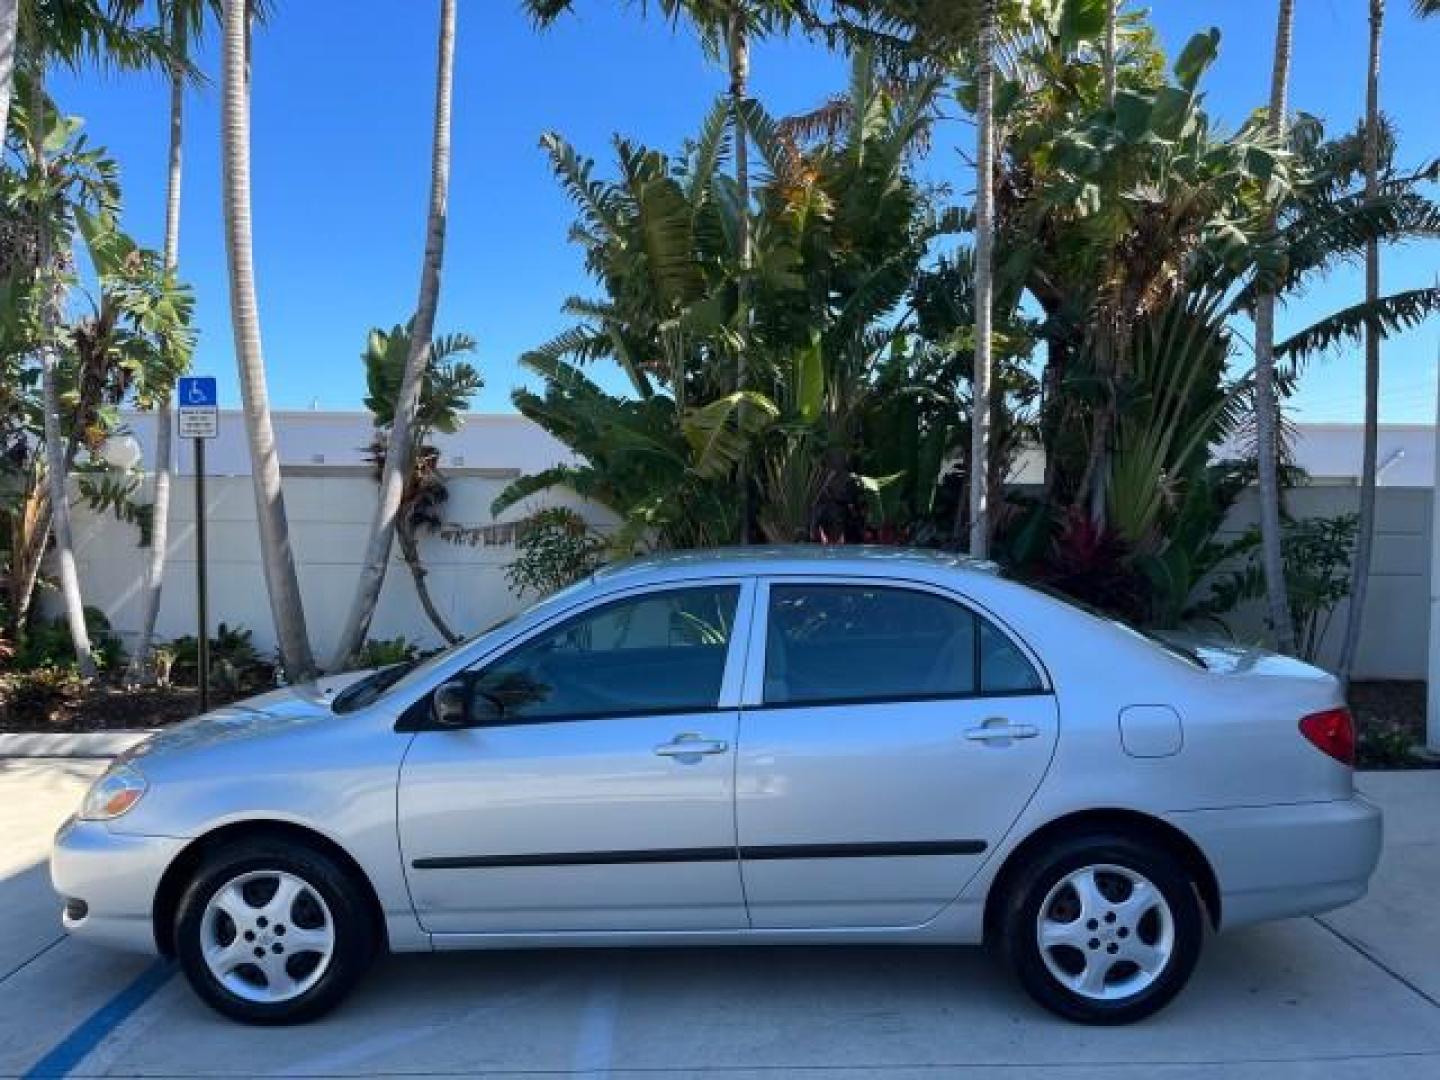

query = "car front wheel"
[173,839,376,1024]
[1000,833,1204,1024]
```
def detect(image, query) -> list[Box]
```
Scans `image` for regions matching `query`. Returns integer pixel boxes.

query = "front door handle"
[965,719,1040,742]
[654,733,729,759]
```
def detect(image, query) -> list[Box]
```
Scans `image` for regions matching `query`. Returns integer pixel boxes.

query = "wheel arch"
[151,819,388,957]
[982,807,1222,941]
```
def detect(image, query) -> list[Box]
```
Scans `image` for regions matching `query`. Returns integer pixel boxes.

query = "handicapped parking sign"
[177,376,218,438]
[179,376,217,407]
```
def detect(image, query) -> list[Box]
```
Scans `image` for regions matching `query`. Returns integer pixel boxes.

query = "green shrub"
[15,607,125,673]
[165,623,274,692]
[505,508,607,599]
[355,636,421,669]
[1357,723,1422,770]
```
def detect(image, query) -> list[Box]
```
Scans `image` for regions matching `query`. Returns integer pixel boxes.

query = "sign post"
[178,377,219,714]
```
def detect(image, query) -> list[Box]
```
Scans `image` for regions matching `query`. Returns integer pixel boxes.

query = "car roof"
[591,545,1002,588]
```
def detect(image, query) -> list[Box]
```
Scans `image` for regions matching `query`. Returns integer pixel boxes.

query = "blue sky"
[49,1,1440,421]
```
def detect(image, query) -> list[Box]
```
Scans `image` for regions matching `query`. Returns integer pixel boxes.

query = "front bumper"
[51,815,186,953]
[1167,795,1383,930]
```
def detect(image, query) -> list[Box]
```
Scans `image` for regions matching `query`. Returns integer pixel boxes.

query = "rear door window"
[763,583,1041,706]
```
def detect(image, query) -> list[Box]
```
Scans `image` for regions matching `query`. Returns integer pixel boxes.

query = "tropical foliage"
[502,5,1439,649]
[3,0,1439,695]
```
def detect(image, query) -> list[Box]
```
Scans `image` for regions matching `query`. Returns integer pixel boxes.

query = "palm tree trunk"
[1338,0,1386,683]
[28,72,96,677]
[220,0,315,679]
[132,8,188,680]
[968,0,997,559]
[9,484,48,644]
[0,0,17,138]
[331,0,456,670]
[397,521,461,645]
[1103,0,1117,105]
[728,2,753,544]
[1253,0,1297,654]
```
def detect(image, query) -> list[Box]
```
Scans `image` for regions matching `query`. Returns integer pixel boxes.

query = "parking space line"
[1312,916,1440,1011]
[0,934,66,986]
[21,959,175,1079]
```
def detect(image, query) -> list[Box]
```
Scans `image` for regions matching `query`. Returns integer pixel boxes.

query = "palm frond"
[686,96,733,202]
[1275,287,1440,366]
[491,464,598,517]
[1233,190,1440,311]
[539,132,623,239]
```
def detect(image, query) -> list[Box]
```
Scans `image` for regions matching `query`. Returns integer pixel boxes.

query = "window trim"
[742,575,1052,710]
[402,579,755,731]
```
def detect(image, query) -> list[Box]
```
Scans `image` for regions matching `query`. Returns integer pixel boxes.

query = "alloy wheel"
[200,869,336,1004]
[1035,863,1175,1001]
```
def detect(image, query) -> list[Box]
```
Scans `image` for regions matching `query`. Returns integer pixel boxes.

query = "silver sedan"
[52,547,1381,1025]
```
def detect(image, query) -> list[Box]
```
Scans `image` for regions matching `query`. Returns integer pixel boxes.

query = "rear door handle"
[655,733,729,759]
[965,720,1040,742]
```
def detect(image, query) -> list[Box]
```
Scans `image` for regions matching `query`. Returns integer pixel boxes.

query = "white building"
[70,412,614,664]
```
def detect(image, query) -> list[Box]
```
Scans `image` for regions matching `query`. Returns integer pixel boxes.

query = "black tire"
[999,832,1203,1025]
[173,838,377,1024]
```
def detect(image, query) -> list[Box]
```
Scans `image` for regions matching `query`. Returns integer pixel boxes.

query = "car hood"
[125,670,373,765]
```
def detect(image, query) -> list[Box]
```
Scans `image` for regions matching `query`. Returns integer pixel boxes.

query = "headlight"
[80,763,149,821]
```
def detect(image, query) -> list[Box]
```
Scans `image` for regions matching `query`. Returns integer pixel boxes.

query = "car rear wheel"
[173,839,376,1024]
[999,832,1203,1024]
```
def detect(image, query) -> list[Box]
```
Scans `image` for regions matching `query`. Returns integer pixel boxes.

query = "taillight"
[1299,707,1355,766]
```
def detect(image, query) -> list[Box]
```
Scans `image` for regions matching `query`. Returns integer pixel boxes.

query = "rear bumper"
[1166,795,1382,930]
[51,814,184,953]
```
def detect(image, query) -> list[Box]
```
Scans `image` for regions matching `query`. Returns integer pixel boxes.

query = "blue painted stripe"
[23,959,175,1079]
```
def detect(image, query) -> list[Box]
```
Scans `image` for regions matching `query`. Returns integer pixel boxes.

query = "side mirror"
[431,680,470,728]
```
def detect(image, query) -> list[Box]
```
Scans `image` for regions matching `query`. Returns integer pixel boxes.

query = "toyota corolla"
[52,547,1381,1025]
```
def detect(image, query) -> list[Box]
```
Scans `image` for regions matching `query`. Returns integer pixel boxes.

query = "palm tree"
[968,0,997,558]
[1253,0,1297,654]
[26,80,95,676]
[132,0,224,681]
[220,0,315,679]
[13,2,170,675]
[0,0,16,136]
[3,3,170,137]
[331,0,457,670]
[1337,0,1386,684]
[524,1,809,542]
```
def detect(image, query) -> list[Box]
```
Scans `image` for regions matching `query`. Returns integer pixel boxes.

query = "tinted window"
[469,585,739,721]
[979,619,1044,693]
[763,584,1040,705]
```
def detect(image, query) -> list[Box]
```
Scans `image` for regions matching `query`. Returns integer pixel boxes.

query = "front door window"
[471,585,740,722]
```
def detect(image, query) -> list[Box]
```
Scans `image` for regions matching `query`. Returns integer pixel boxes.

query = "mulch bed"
[1349,680,1435,770]
[0,674,251,733]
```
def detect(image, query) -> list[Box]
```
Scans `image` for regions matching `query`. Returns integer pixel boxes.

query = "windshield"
[330,574,599,714]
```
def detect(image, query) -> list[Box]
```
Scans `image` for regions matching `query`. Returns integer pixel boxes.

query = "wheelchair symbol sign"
[179,377,217,407]
[177,376,218,438]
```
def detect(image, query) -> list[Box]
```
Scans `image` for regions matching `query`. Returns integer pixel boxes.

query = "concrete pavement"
[1,759,1436,1078]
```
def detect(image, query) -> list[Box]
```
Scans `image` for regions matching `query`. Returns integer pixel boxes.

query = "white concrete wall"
[1205,486,1432,680]
[57,474,1431,681]
[64,471,618,663]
